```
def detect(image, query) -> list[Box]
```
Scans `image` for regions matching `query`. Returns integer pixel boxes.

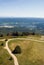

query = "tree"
[11,32,19,36]
[1,43,4,46]
[7,33,10,36]
[12,45,21,54]
[32,32,35,35]
[0,34,3,37]
[5,39,8,41]
[21,32,30,36]
[15,31,19,36]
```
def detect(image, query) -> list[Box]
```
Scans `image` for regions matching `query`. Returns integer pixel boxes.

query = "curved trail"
[4,38,44,65]
[4,39,19,65]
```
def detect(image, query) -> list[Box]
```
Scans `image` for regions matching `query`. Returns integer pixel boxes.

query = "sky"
[0,0,44,18]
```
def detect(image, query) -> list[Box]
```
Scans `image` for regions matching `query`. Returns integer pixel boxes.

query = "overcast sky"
[0,0,44,18]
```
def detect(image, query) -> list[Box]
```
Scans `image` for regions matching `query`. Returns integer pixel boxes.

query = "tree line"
[0,31,36,37]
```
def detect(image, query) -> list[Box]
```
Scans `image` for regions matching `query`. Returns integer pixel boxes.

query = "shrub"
[9,57,12,60]
[5,39,8,41]
[1,43,4,46]
[0,34,3,37]
[12,45,21,54]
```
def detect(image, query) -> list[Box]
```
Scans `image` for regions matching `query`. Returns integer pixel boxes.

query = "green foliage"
[12,45,21,54]
[1,43,4,46]
[0,41,14,65]
[9,57,13,61]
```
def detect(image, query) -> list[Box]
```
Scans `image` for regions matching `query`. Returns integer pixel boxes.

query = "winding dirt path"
[4,39,19,65]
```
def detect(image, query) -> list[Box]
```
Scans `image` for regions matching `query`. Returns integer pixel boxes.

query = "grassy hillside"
[0,41,14,65]
[8,36,44,65]
[0,36,44,65]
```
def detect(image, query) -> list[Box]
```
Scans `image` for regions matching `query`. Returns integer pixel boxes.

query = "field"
[0,35,44,65]
[8,36,44,65]
[0,41,14,65]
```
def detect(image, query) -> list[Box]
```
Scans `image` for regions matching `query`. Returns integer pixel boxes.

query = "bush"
[21,32,30,36]
[0,34,3,37]
[11,32,19,36]
[1,43,4,46]
[9,57,12,60]
[5,39,8,41]
[12,45,21,54]
[32,32,35,35]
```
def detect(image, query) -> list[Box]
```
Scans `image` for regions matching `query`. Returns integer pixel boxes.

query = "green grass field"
[8,36,44,65]
[0,35,44,65]
[0,41,14,65]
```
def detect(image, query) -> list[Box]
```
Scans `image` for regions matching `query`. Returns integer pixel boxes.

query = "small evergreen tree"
[12,45,21,54]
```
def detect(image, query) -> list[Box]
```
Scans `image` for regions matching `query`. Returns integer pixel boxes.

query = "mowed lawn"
[8,37,44,65]
[0,41,14,65]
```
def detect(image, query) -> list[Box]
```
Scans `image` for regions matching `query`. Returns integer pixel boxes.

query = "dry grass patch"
[8,37,44,65]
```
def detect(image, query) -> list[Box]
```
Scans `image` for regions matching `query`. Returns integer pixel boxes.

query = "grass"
[0,35,44,65]
[0,35,41,39]
[0,36,27,39]
[0,41,14,65]
[8,36,44,65]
